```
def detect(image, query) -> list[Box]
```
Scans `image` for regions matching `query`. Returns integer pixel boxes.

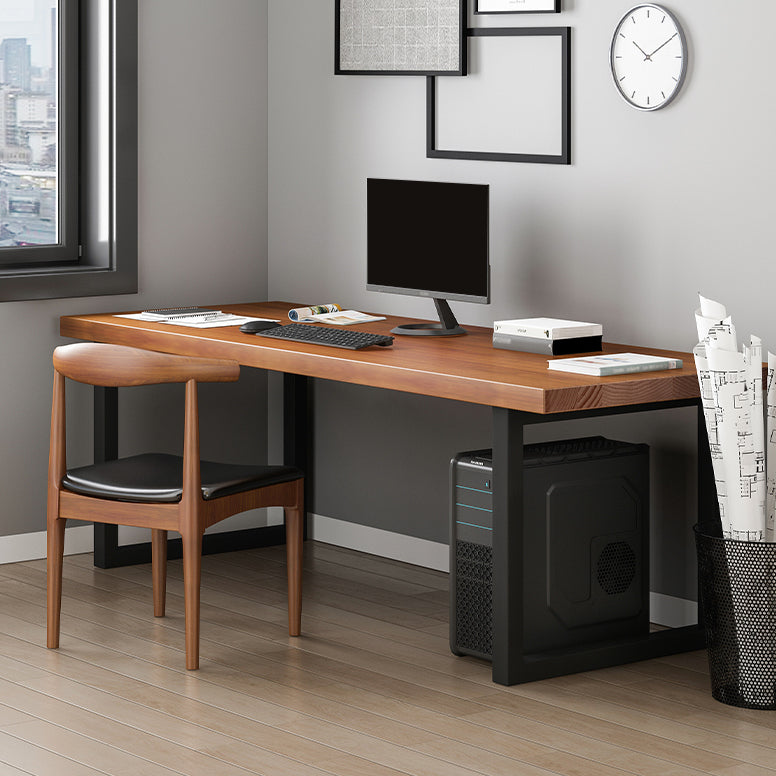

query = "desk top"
[60,301,700,415]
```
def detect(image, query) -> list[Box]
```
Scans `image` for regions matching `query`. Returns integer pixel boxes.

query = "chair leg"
[152,529,168,617]
[181,530,203,670]
[285,501,304,637]
[46,517,66,649]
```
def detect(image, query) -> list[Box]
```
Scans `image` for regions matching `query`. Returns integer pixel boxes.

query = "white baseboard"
[310,513,449,572]
[0,524,94,565]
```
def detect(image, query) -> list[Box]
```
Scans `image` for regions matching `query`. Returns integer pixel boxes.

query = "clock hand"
[632,40,652,60]
[648,33,678,58]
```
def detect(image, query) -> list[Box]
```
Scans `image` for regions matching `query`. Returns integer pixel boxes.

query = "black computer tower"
[450,436,649,660]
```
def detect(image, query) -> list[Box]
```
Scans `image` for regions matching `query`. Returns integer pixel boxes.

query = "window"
[0,0,137,302]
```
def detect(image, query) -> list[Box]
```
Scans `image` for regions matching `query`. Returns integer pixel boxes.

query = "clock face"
[610,4,687,111]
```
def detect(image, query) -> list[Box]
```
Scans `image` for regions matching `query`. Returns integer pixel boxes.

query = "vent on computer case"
[596,540,637,596]
[455,540,493,657]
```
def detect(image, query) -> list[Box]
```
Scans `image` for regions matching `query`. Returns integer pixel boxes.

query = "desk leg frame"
[490,401,709,686]
[93,387,119,569]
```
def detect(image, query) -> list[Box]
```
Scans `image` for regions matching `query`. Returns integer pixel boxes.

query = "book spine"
[494,333,602,355]
[494,324,602,339]
[597,359,682,376]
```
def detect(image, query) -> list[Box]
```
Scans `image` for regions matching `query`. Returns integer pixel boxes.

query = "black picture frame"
[335,0,467,76]
[427,27,570,165]
[475,0,560,12]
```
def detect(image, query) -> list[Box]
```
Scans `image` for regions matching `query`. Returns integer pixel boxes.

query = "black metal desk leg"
[491,407,526,686]
[283,374,312,535]
[93,386,119,569]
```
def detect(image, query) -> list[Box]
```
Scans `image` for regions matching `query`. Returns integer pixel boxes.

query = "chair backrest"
[53,343,240,387]
[49,343,240,495]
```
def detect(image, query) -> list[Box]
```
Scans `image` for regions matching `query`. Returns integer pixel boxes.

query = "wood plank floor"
[0,541,774,776]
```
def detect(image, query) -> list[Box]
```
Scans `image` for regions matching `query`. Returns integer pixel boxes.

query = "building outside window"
[0,5,58,252]
[0,0,137,302]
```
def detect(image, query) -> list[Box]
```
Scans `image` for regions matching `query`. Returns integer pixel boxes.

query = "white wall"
[267,0,776,599]
[0,0,269,546]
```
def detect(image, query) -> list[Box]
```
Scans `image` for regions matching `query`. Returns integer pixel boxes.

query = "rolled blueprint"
[767,352,776,542]
[694,296,767,540]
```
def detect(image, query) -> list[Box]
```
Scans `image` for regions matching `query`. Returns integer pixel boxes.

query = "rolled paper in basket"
[288,304,341,321]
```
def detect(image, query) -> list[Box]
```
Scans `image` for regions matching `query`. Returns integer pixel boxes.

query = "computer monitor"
[366,178,490,336]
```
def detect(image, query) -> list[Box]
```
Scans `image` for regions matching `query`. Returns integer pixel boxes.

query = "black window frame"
[0,0,137,302]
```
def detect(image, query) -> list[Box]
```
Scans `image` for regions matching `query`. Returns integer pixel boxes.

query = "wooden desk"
[60,301,710,685]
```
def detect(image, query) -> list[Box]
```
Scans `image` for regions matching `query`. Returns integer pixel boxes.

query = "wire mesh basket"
[694,524,776,710]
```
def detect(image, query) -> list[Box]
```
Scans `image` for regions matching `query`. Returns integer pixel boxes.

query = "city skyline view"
[1,0,56,67]
[0,0,58,251]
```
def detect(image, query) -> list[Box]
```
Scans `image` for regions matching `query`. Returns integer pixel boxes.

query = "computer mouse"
[240,320,281,334]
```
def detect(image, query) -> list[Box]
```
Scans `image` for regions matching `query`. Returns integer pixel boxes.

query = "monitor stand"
[391,298,465,337]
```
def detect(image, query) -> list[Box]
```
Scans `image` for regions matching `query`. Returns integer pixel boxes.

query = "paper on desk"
[693,296,769,540]
[115,313,278,328]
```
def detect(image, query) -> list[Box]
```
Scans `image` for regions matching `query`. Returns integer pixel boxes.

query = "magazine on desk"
[548,352,683,376]
[289,307,386,325]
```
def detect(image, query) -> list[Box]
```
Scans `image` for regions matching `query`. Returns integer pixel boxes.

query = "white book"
[494,317,602,340]
[547,352,683,377]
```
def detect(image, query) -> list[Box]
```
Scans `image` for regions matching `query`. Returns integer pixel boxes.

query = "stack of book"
[547,352,683,376]
[493,317,603,355]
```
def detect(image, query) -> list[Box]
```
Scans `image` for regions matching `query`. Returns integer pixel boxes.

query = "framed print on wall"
[475,0,560,13]
[335,0,467,76]
[427,27,571,164]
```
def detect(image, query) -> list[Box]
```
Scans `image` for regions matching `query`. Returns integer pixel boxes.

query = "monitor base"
[391,298,466,337]
[391,322,466,337]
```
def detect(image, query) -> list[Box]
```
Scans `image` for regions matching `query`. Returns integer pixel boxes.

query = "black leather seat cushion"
[62,453,303,503]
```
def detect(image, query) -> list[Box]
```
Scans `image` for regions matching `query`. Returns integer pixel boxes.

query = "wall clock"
[610,4,687,111]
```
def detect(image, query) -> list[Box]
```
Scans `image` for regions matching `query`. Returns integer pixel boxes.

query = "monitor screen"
[366,178,489,304]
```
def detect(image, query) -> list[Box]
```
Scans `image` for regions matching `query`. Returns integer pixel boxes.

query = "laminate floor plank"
[0,728,116,776]
[246,542,449,590]
[204,546,444,598]
[57,553,455,655]
[474,685,776,771]
[0,577,490,709]
[17,555,460,677]
[548,674,776,744]
[1,542,773,776]
[0,654,378,774]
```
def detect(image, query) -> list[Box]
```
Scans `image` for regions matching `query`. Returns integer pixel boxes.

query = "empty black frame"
[335,0,467,76]
[475,0,560,13]
[427,27,570,165]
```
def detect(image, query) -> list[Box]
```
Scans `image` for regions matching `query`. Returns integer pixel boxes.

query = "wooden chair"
[47,342,304,669]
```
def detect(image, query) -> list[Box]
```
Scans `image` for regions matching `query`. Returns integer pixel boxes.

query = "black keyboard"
[257,323,394,350]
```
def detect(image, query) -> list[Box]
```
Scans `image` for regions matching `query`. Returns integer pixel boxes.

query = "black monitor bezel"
[365,178,491,305]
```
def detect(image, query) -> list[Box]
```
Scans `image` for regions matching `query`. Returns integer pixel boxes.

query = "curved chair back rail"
[47,342,304,670]
[53,342,240,386]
